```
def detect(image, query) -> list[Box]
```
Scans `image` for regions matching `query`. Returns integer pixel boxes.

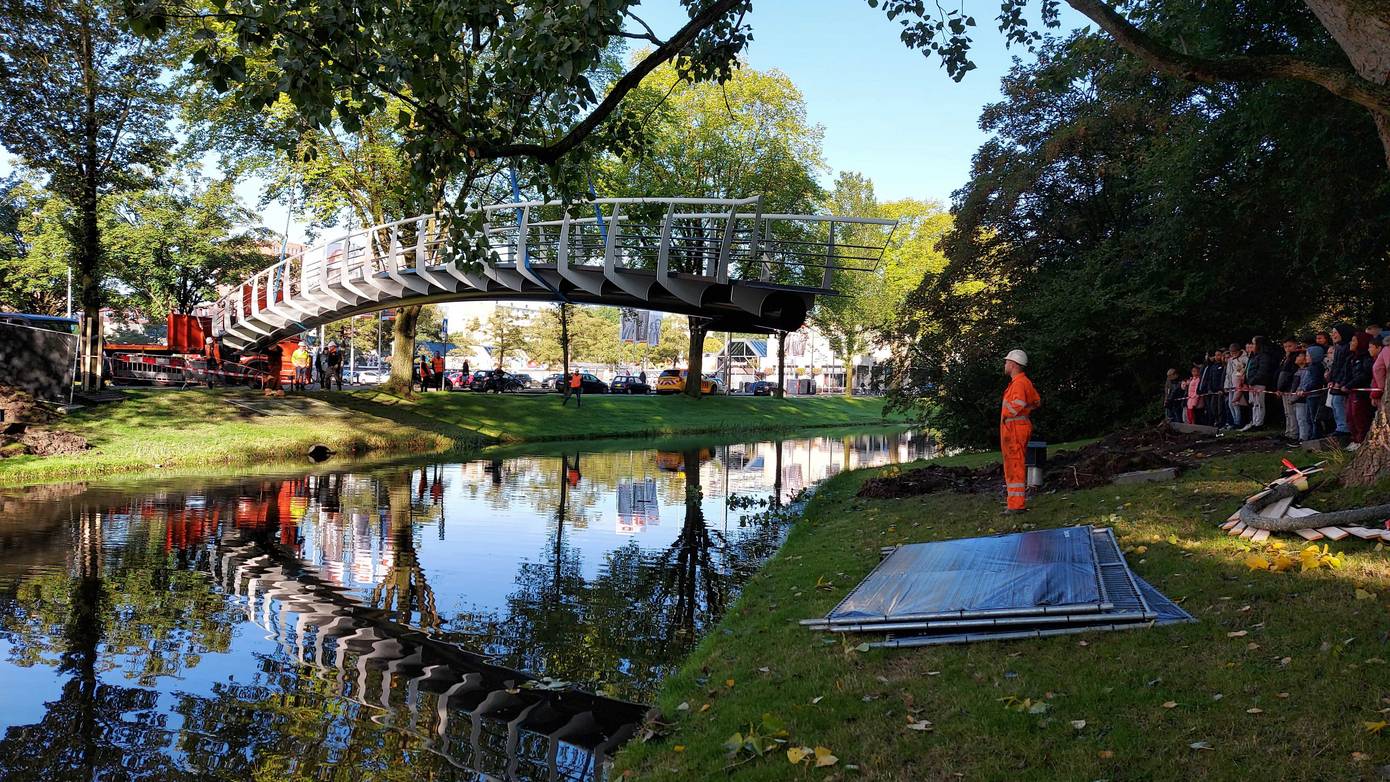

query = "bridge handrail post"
[415,216,427,271]
[655,202,675,276]
[822,220,836,289]
[601,202,623,273]
[750,196,764,280]
[715,202,738,283]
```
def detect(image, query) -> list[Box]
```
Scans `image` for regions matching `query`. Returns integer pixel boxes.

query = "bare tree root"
[1239,481,1390,531]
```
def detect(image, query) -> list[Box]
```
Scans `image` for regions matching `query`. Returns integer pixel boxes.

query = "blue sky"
[630,0,1080,205]
[2,1,1083,242]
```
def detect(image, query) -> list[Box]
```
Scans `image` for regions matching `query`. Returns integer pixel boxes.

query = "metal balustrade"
[215,197,896,350]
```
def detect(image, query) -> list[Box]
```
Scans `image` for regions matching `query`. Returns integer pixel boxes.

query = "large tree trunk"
[1305,0,1390,485]
[685,316,706,399]
[385,305,422,396]
[1302,0,1390,165]
[77,18,102,392]
[776,331,786,398]
[843,352,855,398]
[559,303,571,376]
[1345,395,1390,486]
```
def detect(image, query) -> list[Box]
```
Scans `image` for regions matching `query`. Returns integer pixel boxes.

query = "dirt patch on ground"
[859,463,1003,498]
[0,385,88,458]
[857,424,1286,499]
[0,386,55,425]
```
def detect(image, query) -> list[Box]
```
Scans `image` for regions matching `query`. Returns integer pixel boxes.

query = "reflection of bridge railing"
[216,528,647,782]
[216,197,896,350]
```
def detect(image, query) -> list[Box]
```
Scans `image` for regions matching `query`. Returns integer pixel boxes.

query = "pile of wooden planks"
[1219,463,1390,543]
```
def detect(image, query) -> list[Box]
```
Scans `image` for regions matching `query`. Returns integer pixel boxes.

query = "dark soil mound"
[858,463,1003,499]
[0,385,54,424]
[0,385,88,458]
[856,424,1285,499]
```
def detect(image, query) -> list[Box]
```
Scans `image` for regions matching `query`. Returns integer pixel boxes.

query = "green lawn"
[614,444,1390,781]
[1,388,898,486]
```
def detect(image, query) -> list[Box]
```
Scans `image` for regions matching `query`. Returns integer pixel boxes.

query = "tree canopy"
[102,173,269,317]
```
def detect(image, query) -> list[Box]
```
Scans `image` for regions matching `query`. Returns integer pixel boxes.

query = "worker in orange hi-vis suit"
[1000,349,1041,513]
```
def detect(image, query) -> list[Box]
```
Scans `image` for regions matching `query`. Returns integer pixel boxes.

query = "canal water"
[0,427,933,781]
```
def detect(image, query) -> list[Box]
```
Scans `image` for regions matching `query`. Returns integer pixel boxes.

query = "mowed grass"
[614,445,1390,781]
[340,388,896,443]
[0,389,459,486]
[2,388,896,486]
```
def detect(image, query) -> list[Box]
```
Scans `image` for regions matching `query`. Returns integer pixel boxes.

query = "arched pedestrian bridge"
[215,197,896,350]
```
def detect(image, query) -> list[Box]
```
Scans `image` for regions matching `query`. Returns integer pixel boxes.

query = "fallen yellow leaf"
[725,678,735,688]
[1162,701,1178,709]
[787,746,811,764]
[1246,708,1263,714]
[673,745,686,753]
[1228,630,1248,638]
[814,746,838,767]
[1365,721,1389,734]
[699,703,710,713]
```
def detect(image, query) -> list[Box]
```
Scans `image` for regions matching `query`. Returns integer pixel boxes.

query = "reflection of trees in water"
[0,504,233,782]
[454,449,790,702]
[367,471,441,631]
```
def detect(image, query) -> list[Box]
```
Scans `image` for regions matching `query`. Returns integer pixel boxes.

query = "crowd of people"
[1164,324,1388,450]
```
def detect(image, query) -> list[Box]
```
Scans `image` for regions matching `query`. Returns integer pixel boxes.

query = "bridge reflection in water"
[0,429,934,781]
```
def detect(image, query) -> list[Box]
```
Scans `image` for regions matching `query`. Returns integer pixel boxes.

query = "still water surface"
[0,428,933,781]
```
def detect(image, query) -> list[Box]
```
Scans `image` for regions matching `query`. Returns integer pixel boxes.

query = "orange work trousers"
[1001,419,1031,510]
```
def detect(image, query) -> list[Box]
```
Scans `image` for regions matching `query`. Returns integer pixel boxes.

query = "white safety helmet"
[1005,349,1029,367]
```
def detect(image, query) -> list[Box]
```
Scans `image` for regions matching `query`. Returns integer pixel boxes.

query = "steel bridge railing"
[215,197,897,342]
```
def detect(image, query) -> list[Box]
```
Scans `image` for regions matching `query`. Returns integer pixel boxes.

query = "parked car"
[610,374,651,394]
[444,370,471,390]
[472,370,526,393]
[513,373,535,389]
[544,373,565,390]
[654,369,725,395]
[351,367,385,385]
[749,380,776,396]
[574,373,609,394]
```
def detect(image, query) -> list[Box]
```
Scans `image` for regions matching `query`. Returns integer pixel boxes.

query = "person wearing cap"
[290,342,312,391]
[1000,349,1041,514]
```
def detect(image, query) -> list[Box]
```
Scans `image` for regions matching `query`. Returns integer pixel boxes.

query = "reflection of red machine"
[654,448,713,472]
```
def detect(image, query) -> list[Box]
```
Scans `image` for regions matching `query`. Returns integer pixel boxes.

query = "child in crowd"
[1164,368,1186,423]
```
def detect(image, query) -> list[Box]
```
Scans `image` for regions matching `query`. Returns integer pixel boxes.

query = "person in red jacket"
[1000,349,1041,513]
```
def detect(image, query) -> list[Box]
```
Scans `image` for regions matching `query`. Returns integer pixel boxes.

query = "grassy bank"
[340,389,895,442]
[0,389,459,486]
[615,445,1390,781]
[1,388,897,486]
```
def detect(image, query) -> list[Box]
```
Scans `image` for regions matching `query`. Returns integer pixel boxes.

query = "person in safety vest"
[291,343,312,391]
[562,370,583,407]
[1000,349,1041,513]
[431,352,446,391]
